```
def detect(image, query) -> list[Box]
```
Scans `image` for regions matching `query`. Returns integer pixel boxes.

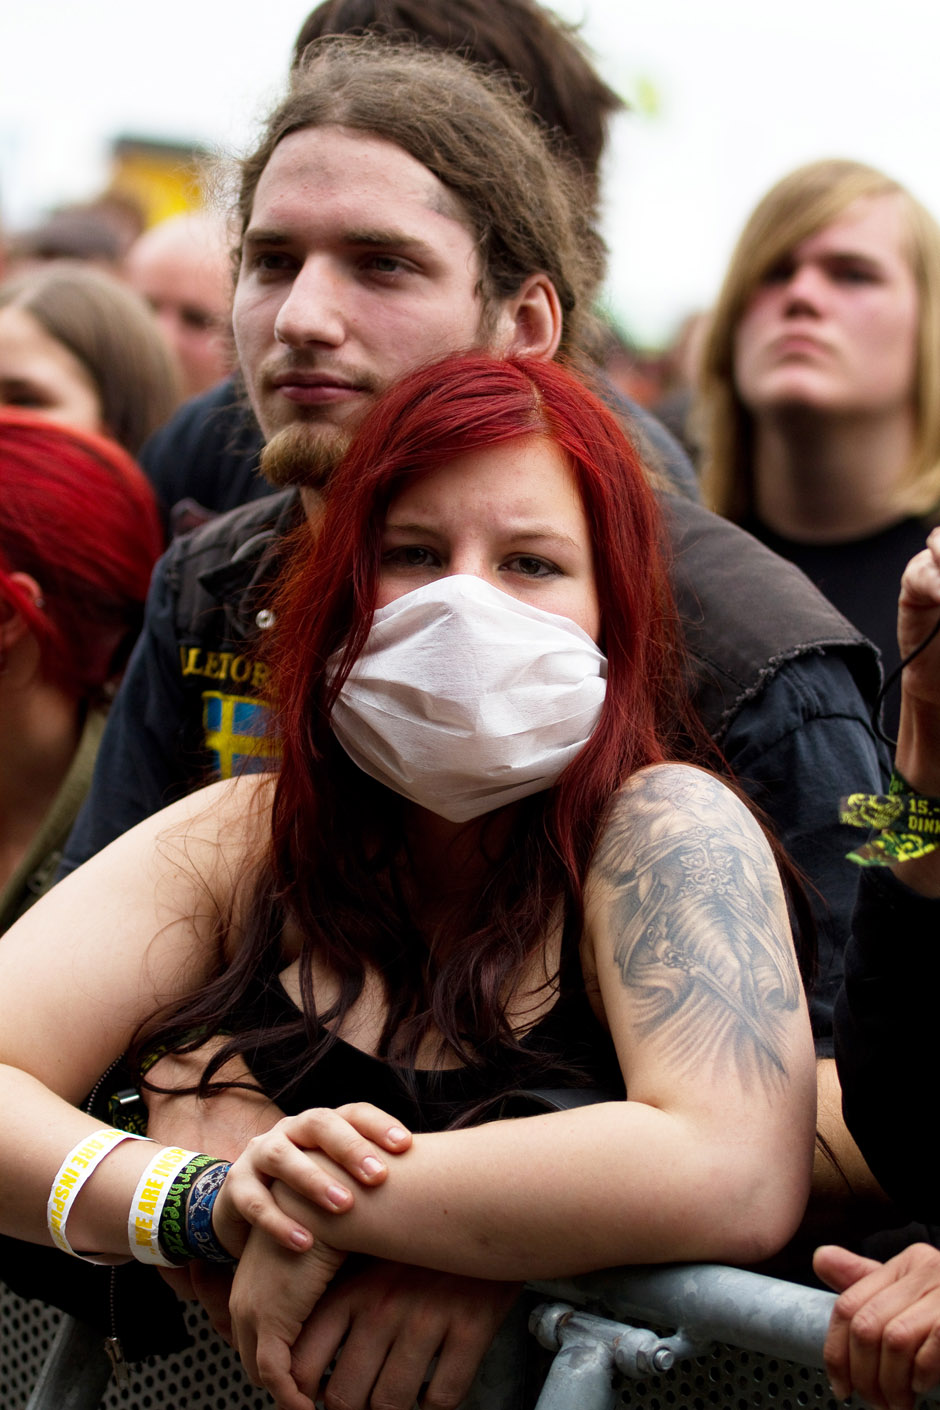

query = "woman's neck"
[0,661,82,892]
[401,802,518,926]
[752,405,916,543]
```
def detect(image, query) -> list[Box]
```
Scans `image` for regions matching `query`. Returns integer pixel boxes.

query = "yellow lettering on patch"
[180,646,205,677]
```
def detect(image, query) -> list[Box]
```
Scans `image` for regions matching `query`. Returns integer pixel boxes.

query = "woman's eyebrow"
[383,520,581,550]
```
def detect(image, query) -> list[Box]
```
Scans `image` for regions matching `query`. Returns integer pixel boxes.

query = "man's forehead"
[796,194,910,264]
[250,124,473,233]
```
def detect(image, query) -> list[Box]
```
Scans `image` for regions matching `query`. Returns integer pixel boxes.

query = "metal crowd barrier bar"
[527,1263,940,1408]
[11,1263,940,1409]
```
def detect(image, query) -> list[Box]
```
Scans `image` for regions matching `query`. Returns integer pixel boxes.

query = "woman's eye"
[505,555,559,578]
[383,545,438,568]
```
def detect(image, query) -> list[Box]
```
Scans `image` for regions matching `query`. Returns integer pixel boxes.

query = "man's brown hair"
[236,35,606,359]
[292,0,624,200]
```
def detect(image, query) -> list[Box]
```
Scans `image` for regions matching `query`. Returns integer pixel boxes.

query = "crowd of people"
[1,4,939,1410]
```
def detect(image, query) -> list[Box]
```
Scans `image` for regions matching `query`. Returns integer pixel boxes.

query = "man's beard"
[259,423,354,492]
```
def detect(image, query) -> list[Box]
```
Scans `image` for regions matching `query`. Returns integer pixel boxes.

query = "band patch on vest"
[179,644,270,692]
[201,691,277,779]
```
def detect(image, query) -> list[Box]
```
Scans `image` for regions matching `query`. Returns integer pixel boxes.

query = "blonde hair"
[699,159,940,520]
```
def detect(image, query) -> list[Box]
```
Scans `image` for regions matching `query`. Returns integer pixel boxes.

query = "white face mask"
[329,575,607,823]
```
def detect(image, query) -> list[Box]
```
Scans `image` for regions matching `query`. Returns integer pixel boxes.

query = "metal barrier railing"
[526,1263,940,1409]
[10,1262,940,1409]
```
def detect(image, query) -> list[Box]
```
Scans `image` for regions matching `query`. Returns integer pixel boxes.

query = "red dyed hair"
[265,356,685,1064]
[274,353,681,871]
[139,355,695,1097]
[0,410,163,701]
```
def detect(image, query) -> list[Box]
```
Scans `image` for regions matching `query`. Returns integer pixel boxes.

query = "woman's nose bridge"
[443,545,497,586]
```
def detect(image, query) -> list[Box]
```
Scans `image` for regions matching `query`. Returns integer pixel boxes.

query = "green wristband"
[158,1153,225,1264]
[840,770,940,865]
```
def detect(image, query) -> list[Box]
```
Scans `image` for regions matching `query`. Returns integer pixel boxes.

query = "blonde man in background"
[700,159,940,736]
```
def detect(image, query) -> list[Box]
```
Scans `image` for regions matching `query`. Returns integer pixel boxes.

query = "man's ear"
[493,274,563,360]
[0,572,43,651]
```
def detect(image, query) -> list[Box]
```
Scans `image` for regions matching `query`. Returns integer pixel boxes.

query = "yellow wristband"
[127,1145,200,1266]
[46,1127,150,1261]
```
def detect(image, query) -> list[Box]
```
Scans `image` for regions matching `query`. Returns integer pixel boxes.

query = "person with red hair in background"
[0,356,815,1408]
[0,411,163,929]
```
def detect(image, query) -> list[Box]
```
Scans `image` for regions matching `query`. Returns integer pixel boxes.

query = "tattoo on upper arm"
[593,769,801,1094]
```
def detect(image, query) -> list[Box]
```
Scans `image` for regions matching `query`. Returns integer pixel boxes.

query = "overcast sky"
[3,0,940,345]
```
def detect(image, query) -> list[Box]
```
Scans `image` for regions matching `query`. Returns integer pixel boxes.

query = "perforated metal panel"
[1,1283,64,1408]
[5,1279,938,1409]
[99,1304,275,1409]
[613,1345,860,1408]
[1,1284,275,1410]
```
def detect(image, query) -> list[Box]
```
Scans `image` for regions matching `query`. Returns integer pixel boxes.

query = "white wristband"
[47,1127,150,1262]
[127,1145,200,1266]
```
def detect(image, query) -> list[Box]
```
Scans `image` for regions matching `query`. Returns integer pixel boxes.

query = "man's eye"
[761,260,795,285]
[365,255,409,276]
[833,265,879,284]
[180,307,218,332]
[249,251,296,275]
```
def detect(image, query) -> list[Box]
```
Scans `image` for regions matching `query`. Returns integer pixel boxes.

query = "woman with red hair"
[0,410,162,928]
[0,356,815,1409]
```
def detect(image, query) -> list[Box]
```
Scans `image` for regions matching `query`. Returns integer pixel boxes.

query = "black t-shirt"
[743,514,933,740]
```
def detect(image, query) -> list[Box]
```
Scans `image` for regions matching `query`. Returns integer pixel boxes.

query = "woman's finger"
[215,1106,413,1252]
[213,1161,316,1256]
[256,1107,408,1191]
[333,1102,413,1150]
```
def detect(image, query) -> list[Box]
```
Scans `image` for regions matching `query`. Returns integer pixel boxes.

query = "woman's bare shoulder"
[591,764,760,863]
[584,765,806,1101]
[6,773,277,954]
[150,773,275,856]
